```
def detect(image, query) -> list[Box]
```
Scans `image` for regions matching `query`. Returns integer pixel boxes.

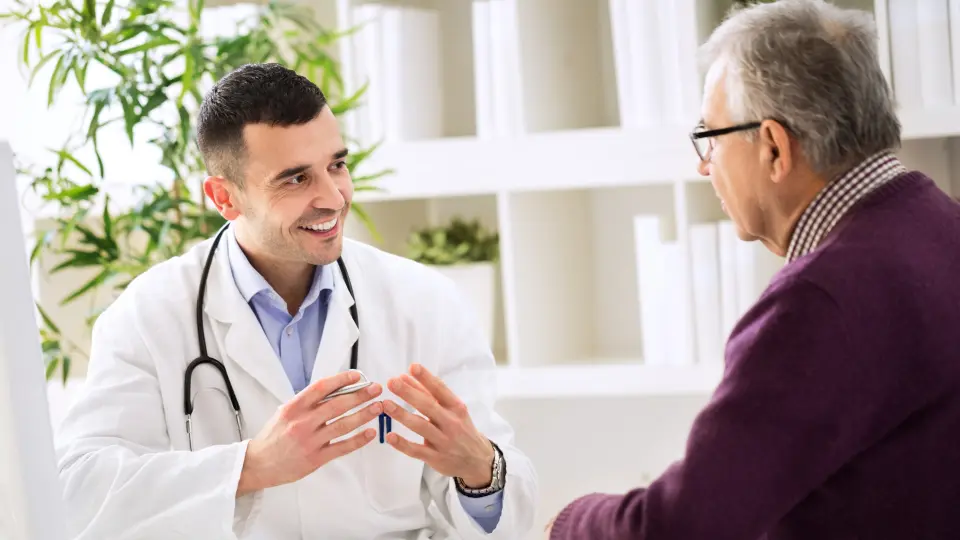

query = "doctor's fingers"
[315,427,378,463]
[314,383,383,424]
[292,370,364,412]
[388,375,456,429]
[409,364,462,410]
[314,400,383,444]
[381,400,446,443]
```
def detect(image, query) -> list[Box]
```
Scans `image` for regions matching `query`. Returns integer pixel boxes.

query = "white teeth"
[302,217,338,232]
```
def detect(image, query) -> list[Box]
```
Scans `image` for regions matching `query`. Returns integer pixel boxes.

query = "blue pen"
[378,413,385,443]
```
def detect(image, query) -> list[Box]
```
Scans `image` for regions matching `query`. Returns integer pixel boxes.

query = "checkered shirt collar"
[785,151,906,263]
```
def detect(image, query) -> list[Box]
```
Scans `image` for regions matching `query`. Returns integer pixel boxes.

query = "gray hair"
[699,0,901,174]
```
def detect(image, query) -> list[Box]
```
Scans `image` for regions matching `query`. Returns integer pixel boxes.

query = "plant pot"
[429,262,496,345]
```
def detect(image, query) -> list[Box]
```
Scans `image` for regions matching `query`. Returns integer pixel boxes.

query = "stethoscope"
[183,223,359,450]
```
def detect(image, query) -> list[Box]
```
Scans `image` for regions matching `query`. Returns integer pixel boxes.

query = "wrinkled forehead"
[700,60,731,128]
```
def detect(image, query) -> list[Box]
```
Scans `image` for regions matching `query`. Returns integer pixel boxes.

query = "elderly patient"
[547,1,960,539]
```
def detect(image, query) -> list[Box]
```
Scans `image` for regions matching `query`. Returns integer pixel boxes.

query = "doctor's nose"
[311,171,346,208]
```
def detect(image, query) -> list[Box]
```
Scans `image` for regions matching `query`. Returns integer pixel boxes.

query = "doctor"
[54,63,538,539]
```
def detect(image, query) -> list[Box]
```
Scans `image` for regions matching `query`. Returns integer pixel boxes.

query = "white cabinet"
[328,0,960,400]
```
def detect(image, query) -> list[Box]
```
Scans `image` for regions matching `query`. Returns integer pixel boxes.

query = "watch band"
[455,440,506,497]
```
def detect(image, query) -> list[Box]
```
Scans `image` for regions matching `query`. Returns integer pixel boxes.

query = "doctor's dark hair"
[196,63,327,186]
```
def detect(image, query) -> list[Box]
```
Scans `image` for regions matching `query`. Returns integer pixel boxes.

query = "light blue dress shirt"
[225,227,503,531]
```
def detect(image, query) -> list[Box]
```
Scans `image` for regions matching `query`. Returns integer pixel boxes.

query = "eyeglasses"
[689,121,762,161]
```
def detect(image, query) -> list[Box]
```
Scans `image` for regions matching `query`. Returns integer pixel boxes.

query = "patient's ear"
[761,120,792,183]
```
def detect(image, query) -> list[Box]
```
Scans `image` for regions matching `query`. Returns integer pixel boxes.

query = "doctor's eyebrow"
[331,148,349,161]
[271,164,311,183]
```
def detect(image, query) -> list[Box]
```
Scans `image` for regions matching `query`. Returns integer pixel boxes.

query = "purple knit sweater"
[549,171,960,539]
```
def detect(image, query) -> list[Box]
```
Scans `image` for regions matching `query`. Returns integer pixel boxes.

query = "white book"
[656,0,688,126]
[634,216,668,366]
[668,237,696,367]
[351,5,385,144]
[379,6,443,141]
[670,0,702,124]
[689,223,723,365]
[611,0,664,128]
[717,220,739,340]
[916,0,953,107]
[380,7,404,141]
[489,0,524,136]
[471,1,496,138]
[948,0,960,104]
[608,0,637,128]
[887,0,924,109]
[402,7,444,139]
[634,216,695,367]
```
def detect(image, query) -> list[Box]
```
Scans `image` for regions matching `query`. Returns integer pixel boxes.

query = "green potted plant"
[406,217,499,344]
[1,0,389,383]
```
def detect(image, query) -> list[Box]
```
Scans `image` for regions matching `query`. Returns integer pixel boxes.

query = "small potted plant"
[406,217,499,344]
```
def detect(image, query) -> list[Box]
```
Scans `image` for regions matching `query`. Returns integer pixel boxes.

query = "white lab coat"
[54,235,538,540]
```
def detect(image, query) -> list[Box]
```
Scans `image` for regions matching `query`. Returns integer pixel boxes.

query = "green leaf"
[45,356,59,380]
[61,267,114,305]
[59,206,90,247]
[30,229,53,264]
[36,303,61,334]
[57,183,98,200]
[29,50,61,86]
[349,203,381,244]
[46,52,65,106]
[102,194,112,239]
[21,22,33,65]
[114,35,178,57]
[140,90,166,118]
[101,0,114,25]
[55,150,93,177]
[119,95,136,144]
[50,249,104,272]
[61,355,71,384]
[74,58,88,93]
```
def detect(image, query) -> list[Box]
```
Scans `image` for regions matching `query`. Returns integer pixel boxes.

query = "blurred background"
[3,0,960,537]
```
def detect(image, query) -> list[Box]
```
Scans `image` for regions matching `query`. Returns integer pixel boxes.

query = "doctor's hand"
[383,364,496,488]
[236,371,383,497]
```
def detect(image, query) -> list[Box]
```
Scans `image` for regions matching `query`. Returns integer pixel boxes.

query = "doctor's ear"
[203,176,241,220]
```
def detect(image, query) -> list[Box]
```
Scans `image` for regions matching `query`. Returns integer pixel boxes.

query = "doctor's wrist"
[459,439,495,488]
[455,440,506,497]
[237,442,269,497]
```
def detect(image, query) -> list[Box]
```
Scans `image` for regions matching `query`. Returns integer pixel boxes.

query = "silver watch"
[455,440,506,497]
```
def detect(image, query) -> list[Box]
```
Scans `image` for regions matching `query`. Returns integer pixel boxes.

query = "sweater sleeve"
[549,277,915,540]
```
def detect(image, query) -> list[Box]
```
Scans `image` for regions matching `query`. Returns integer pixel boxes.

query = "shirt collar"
[785,151,906,262]
[225,224,334,311]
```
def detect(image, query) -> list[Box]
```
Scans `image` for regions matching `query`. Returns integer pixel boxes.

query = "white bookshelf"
[329,0,960,400]
[26,0,960,401]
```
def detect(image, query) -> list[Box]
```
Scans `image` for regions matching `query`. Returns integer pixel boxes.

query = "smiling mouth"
[298,215,340,238]
[299,216,338,232]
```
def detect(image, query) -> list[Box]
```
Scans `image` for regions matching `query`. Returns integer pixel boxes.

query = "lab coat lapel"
[203,237,294,405]
[310,263,360,383]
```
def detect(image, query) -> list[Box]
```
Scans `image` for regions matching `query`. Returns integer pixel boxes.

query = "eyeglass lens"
[693,137,711,160]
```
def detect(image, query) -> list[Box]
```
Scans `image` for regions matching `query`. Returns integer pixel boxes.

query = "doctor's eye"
[330,160,348,172]
[288,173,308,185]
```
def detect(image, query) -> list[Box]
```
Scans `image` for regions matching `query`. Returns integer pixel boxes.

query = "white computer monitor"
[0,140,68,539]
